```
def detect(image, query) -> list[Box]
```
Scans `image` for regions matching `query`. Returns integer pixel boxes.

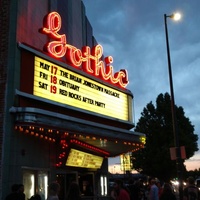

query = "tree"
[132,93,198,181]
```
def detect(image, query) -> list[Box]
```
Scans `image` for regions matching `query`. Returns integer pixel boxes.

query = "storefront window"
[23,172,35,199]
[104,176,107,195]
[100,175,107,196]
[23,169,48,200]
[38,172,48,200]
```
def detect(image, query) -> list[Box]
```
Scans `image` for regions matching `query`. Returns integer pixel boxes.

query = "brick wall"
[0,0,10,195]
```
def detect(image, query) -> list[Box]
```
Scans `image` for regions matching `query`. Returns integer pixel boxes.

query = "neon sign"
[39,12,129,88]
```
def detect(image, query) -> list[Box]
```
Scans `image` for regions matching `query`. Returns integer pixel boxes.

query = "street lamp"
[164,13,183,200]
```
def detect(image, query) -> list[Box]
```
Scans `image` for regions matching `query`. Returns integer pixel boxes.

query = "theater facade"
[0,0,145,199]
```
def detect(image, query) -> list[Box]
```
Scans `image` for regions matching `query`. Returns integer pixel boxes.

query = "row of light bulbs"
[15,125,145,167]
[15,125,145,147]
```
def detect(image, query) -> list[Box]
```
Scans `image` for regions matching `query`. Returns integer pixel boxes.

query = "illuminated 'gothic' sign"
[39,12,129,88]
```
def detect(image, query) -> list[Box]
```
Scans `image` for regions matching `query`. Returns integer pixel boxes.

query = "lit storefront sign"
[34,56,130,120]
[66,148,103,169]
[39,12,129,89]
[120,153,132,171]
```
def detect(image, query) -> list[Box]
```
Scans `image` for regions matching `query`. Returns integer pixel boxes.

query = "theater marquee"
[34,56,130,121]
[19,11,133,122]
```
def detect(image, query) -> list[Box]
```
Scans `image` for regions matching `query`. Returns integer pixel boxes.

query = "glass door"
[23,169,48,200]
[56,172,77,200]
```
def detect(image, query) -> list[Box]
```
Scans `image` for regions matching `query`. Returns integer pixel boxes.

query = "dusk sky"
[82,0,200,171]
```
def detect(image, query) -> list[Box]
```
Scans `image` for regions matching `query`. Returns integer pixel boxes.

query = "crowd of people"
[109,178,171,200]
[5,181,80,200]
[109,176,200,200]
[5,176,200,200]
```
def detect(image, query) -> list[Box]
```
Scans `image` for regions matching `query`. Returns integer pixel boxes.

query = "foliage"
[132,93,198,181]
[187,169,200,180]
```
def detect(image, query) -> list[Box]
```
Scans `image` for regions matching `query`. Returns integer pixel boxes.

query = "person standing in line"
[5,184,19,200]
[128,179,143,200]
[66,182,82,200]
[149,179,159,200]
[113,179,130,200]
[29,194,42,200]
[18,184,26,200]
[160,183,177,200]
[127,178,138,200]
[110,187,117,200]
[156,181,163,199]
[47,182,60,200]
[183,176,200,200]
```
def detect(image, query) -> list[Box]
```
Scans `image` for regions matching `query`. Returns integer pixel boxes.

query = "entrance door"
[23,169,48,200]
[79,173,94,199]
[56,172,77,200]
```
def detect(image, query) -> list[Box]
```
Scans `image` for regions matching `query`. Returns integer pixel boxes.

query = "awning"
[10,106,145,157]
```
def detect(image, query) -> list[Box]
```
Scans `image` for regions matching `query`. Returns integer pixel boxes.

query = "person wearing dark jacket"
[183,176,200,200]
[5,184,19,200]
[66,182,82,200]
[160,183,176,200]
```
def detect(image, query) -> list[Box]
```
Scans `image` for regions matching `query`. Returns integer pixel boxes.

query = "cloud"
[83,0,200,170]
